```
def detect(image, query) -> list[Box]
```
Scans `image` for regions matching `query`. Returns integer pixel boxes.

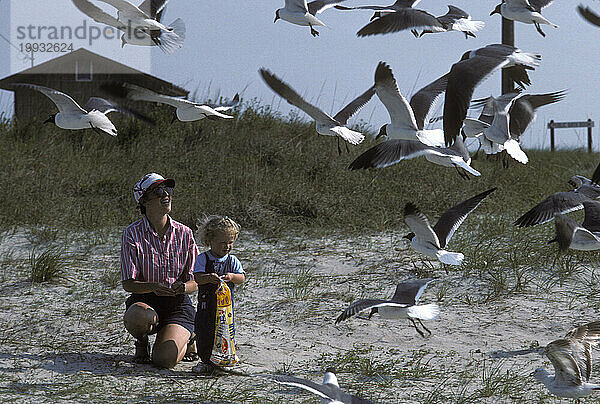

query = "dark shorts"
[125,293,195,335]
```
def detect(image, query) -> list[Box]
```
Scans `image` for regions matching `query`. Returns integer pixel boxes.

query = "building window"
[75,60,92,82]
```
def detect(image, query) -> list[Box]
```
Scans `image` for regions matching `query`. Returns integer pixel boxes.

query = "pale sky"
[1,1,599,150]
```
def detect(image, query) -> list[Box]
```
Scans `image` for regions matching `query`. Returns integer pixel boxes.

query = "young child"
[192,215,245,374]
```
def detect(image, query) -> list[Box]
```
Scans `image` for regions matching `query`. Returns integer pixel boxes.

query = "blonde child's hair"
[197,215,240,247]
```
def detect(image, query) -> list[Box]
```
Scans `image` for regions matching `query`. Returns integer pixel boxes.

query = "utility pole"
[501,17,514,94]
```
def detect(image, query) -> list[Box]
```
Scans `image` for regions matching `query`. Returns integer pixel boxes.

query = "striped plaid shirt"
[120,216,199,286]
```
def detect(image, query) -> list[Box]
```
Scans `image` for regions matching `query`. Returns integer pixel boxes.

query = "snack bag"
[210,280,239,366]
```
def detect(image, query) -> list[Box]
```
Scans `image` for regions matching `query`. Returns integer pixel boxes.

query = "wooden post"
[549,120,555,151]
[501,18,515,95]
[588,118,593,153]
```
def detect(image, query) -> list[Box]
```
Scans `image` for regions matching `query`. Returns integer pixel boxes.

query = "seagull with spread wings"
[71,0,184,53]
[265,368,374,404]
[370,61,446,147]
[274,0,348,37]
[12,83,152,137]
[335,279,439,337]
[548,201,600,251]
[533,321,600,399]
[443,44,541,147]
[403,188,496,265]
[514,163,600,227]
[341,0,446,37]
[259,68,375,153]
[414,5,485,38]
[100,82,235,122]
[491,0,558,37]
[464,90,566,165]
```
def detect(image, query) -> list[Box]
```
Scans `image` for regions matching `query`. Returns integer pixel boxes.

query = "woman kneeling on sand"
[120,173,199,368]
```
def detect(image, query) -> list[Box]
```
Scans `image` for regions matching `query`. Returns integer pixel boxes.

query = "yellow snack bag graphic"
[210,281,239,367]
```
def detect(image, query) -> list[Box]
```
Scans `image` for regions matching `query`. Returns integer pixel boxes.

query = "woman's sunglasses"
[146,186,174,199]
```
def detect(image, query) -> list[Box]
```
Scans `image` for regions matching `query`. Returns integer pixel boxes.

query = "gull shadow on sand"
[0,351,196,378]
[488,347,544,358]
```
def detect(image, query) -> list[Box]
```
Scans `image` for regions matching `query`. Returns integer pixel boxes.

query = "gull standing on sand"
[578,4,600,27]
[533,321,600,399]
[548,201,600,251]
[414,5,485,38]
[335,279,439,338]
[71,0,185,54]
[259,68,375,152]
[491,0,559,37]
[13,83,152,137]
[273,0,348,37]
[443,44,541,146]
[100,82,236,122]
[514,164,600,227]
[340,0,446,37]
[403,188,496,265]
[266,368,374,404]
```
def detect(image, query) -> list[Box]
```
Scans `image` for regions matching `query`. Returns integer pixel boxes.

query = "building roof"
[0,48,187,96]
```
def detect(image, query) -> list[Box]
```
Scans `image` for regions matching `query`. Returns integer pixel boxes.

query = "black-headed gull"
[266,368,374,404]
[259,68,374,152]
[578,5,600,27]
[465,90,566,164]
[515,165,600,227]
[71,0,184,53]
[346,1,445,37]
[491,0,558,37]
[13,83,151,137]
[100,82,235,122]
[403,188,496,266]
[414,5,485,38]
[335,279,439,337]
[443,44,541,147]
[533,321,600,399]
[274,0,347,37]
[335,0,425,21]
[373,61,446,147]
[348,134,480,179]
[548,201,600,251]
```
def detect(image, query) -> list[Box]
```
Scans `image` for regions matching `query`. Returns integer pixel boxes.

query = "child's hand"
[221,273,234,282]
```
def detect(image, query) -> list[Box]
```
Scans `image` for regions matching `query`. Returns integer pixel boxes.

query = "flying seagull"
[548,201,600,251]
[533,321,600,399]
[265,368,375,404]
[100,82,235,122]
[71,0,185,54]
[12,83,152,137]
[335,279,439,337]
[578,4,600,27]
[491,0,558,37]
[274,0,348,37]
[465,90,566,164]
[403,188,496,265]
[459,44,541,89]
[344,0,446,37]
[335,0,426,21]
[514,165,600,227]
[205,93,240,113]
[259,68,374,153]
[414,5,485,38]
[443,44,541,146]
[348,134,480,179]
[371,61,446,147]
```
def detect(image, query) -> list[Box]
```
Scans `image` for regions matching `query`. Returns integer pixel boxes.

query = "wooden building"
[0,48,187,121]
